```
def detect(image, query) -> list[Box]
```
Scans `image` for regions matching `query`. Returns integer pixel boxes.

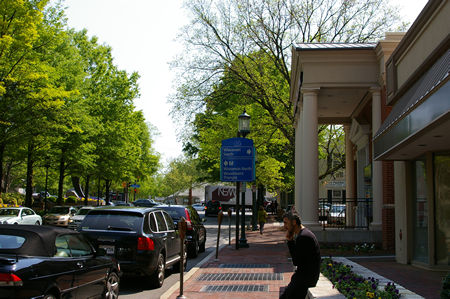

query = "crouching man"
[280,212,321,299]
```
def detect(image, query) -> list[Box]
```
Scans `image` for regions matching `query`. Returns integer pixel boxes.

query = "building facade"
[373,0,449,268]
[290,0,449,269]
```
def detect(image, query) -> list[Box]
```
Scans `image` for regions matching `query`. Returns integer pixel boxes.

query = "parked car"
[79,206,186,288]
[328,204,346,224]
[0,224,120,299]
[43,206,77,227]
[0,207,42,225]
[133,198,159,207]
[157,205,207,258]
[204,200,222,217]
[112,200,134,207]
[68,206,96,230]
[191,203,205,212]
[318,202,332,221]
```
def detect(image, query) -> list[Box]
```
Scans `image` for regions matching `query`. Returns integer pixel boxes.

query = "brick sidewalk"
[163,222,295,299]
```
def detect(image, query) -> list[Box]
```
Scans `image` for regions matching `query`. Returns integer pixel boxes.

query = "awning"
[374,49,450,160]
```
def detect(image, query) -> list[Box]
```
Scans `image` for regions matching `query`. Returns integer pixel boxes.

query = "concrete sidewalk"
[161,221,445,299]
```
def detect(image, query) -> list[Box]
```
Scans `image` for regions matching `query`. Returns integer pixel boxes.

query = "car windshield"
[81,211,143,231]
[158,207,185,220]
[330,205,345,213]
[77,208,92,215]
[0,209,20,216]
[49,207,70,214]
[0,234,26,249]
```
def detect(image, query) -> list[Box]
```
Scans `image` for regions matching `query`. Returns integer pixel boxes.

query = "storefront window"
[413,159,428,263]
[434,153,450,266]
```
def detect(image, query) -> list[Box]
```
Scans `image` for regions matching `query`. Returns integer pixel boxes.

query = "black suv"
[79,206,186,288]
[205,200,222,217]
[157,205,206,258]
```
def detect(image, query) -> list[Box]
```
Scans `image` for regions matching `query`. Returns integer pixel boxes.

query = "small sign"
[130,184,140,188]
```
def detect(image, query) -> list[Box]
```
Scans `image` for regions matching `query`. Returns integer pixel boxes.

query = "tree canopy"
[170,0,406,192]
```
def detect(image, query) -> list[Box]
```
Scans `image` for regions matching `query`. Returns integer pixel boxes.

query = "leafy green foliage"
[321,257,400,298]
[171,0,405,192]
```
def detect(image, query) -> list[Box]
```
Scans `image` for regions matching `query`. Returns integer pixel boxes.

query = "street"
[118,209,253,298]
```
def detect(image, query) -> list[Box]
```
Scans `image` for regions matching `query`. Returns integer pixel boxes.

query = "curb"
[160,244,227,299]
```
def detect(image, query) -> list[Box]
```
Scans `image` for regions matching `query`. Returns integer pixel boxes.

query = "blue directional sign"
[220,137,255,182]
[130,184,140,188]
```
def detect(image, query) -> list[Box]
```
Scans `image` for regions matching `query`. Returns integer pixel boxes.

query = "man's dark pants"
[279,272,308,299]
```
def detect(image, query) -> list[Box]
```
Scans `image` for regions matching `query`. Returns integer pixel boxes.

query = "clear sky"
[62,0,428,166]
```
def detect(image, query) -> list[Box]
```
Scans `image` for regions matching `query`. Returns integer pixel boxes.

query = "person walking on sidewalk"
[280,212,321,299]
[257,206,268,234]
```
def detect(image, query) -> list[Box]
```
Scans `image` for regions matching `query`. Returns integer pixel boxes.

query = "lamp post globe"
[238,110,250,137]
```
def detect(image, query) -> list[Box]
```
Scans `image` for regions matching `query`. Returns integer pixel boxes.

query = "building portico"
[290,36,402,237]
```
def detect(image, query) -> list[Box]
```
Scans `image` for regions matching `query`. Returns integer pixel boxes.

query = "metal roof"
[294,43,377,50]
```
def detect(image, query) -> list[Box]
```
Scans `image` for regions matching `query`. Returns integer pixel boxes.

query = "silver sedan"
[0,207,42,225]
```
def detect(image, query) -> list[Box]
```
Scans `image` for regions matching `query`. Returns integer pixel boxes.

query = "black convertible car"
[0,224,120,299]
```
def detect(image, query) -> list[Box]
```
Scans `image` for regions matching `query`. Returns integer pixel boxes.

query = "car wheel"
[150,253,165,288]
[43,293,57,299]
[35,221,40,225]
[103,272,119,299]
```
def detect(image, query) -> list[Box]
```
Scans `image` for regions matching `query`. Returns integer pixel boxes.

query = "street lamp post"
[238,110,250,248]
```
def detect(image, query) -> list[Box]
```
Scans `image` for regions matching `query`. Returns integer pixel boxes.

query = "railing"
[318,198,373,230]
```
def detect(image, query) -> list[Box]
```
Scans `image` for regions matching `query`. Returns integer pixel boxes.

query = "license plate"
[100,245,115,255]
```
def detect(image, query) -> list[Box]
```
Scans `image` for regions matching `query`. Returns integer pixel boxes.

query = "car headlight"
[59,216,69,221]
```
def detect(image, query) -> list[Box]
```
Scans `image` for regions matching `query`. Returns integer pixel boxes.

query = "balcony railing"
[318,198,373,230]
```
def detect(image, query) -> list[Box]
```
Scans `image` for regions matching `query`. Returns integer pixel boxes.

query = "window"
[66,235,92,257]
[0,235,25,249]
[154,212,168,232]
[23,209,33,216]
[55,236,71,257]
[332,190,342,198]
[163,212,175,231]
[149,213,157,232]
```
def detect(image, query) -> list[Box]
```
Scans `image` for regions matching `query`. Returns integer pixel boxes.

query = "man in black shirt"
[280,212,321,299]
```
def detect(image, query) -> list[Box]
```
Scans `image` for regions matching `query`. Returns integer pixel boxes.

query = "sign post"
[220,137,255,249]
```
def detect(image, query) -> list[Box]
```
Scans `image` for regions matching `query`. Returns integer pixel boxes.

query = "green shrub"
[321,257,400,299]
[0,193,24,206]
[65,196,78,204]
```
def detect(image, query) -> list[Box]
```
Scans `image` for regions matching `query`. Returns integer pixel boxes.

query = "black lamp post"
[238,110,250,248]
[44,158,50,212]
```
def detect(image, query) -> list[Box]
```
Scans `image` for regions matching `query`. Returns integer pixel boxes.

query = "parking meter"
[177,217,187,299]
[215,211,224,260]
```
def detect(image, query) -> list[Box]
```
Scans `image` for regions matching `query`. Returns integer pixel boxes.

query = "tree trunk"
[105,179,111,204]
[84,175,90,205]
[188,187,193,205]
[25,142,34,207]
[57,149,66,205]
[0,142,4,194]
[5,160,12,193]
[71,176,85,199]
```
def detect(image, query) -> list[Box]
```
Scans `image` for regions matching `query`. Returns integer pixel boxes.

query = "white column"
[295,109,303,214]
[371,88,383,230]
[301,88,320,227]
[344,125,355,226]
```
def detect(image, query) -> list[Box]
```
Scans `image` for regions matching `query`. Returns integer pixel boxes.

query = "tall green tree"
[171,0,406,191]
